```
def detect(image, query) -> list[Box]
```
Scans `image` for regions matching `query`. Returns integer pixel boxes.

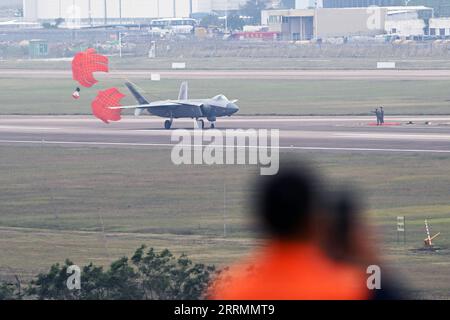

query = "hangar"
[262,6,433,40]
[262,7,387,40]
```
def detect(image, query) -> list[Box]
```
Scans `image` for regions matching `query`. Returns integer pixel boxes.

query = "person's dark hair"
[254,160,322,239]
[328,187,361,252]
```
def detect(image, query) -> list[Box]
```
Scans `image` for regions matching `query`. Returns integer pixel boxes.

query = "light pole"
[119,32,126,58]
[104,0,107,25]
[119,0,122,25]
[225,0,228,33]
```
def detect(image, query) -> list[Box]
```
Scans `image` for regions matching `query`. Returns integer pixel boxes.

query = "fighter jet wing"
[109,100,203,110]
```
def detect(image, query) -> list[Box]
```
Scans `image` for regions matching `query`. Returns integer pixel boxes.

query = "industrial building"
[322,0,450,17]
[262,6,433,40]
[22,0,250,24]
[322,0,403,7]
[429,17,450,36]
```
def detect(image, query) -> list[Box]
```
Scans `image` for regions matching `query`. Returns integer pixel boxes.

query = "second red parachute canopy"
[91,88,125,124]
[72,48,109,88]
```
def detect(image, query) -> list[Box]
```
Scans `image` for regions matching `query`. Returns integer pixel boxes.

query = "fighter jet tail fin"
[125,82,149,105]
[178,81,188,100]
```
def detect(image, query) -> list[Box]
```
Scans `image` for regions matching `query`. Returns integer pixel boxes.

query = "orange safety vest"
[209,241,370,300]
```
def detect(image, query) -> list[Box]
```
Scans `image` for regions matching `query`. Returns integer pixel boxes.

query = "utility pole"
[223,182,227,238]
[104,0,108,25]
[173,0,176,18]
[119,32,122,58]
[88,0,92,26]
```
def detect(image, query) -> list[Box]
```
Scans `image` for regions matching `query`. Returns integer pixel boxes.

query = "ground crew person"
[380,107,385,125]
[372,108,381,126]
[208,161,370,300]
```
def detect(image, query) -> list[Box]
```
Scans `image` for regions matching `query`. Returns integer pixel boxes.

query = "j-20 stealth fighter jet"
[112,82,240,129]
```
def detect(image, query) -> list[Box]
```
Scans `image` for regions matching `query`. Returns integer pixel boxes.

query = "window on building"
[430,28,436,35]
[39,43,47,55]
[440,28,445,36]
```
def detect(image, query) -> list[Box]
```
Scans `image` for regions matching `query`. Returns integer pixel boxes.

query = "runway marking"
[0,126,61,130]
[0,139,450,154]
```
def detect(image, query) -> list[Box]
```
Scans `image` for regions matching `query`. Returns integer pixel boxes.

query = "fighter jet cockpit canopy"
[212,94,229,101]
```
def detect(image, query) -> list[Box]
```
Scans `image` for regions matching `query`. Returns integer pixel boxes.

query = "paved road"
[2,69,450,80]
[1,116,450,153]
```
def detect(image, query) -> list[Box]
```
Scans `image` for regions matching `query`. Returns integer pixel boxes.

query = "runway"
[1,115,450,153]
[2,69,450,80]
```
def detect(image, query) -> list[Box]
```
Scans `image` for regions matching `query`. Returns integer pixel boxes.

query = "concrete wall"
[315,7,386,38]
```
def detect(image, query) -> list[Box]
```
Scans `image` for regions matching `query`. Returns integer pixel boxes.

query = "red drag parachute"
[72,48,109,88]
[91,88,124,124]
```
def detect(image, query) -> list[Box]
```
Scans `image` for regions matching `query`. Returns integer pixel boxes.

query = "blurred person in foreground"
[323,186,406,299]
[208,161,371,300]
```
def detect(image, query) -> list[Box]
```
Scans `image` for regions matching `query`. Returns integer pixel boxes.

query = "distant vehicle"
[150,18,197,35]
[113,82,240,129]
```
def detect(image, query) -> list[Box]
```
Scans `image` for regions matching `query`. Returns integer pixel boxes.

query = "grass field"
[1,78,450,115]
[4,57,450,70]
[0,145,449,298]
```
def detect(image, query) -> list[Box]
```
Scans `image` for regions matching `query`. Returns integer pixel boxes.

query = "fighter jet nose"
[227,103,239,115]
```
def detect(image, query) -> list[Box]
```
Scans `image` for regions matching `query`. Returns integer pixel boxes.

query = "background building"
[262,5,433,40]
[23,0,195,23]
[22,0,257,23]
[323,0,403,7]
[323,0,450,17]
[296,0,323,9]
[429,17,450,36]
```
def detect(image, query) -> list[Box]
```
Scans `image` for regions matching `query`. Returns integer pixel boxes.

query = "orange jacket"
[209,241,370,300]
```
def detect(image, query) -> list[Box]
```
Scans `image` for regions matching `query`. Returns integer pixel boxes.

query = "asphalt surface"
[2,69,450,80]
[1,115,450,153]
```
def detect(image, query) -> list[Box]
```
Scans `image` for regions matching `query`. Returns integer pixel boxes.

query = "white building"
[22,0,256,23]
[384,6,431,37]
[23,0,193,22]
[429,18,450,36]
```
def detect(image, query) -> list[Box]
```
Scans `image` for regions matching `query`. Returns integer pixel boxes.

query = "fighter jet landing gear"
[195,119,205,129]
[164,119,173,129]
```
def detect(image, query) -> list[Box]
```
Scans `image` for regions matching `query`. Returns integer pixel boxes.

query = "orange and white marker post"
[424,219,440,247]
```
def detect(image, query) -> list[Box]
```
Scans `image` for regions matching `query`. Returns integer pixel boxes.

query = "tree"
[239,0,272,25]
[27,259,79,300]
[199,14,222,28]
[131,246,215,300]
[25,246,216,300]
[0,282,15,300]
